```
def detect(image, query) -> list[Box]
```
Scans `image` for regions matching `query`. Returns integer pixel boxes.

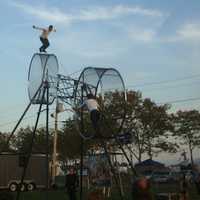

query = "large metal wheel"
[28,53,59,105]
[74,67,126,139]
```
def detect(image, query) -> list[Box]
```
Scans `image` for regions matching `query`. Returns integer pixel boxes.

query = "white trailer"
[0,153,47,192]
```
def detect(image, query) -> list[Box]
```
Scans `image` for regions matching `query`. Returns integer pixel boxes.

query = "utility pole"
[52,99,59,184]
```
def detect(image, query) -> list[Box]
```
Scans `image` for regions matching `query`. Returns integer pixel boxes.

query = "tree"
[123,91,146,162]
[58,118,93,162]
[58,90,178,164]
[123,91,177,162]
[96,90,177,162]
[0,132,15,152]
[99,91,127,137]
[139,98,176,159]
[13,126,53,154]
[172,110,200,165]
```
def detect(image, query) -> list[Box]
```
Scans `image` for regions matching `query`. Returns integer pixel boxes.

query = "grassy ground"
[152,182,200,200]
[1,183,200,199]
[1,190,131,200]
[3,189,131,200]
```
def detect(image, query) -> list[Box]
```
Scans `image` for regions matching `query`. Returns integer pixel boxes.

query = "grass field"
[1,183,200,200]
[1,190,131,200]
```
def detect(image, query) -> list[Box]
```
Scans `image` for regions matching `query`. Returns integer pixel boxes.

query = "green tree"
[139,98,176,159]
[0,132,15,152]
[99,91,127,137]
[59,90,178,164]
[13,126,53,154]
[123,91,146,162]
[124,91,177,162]
[172,110,200,165]
[58,118,93,162]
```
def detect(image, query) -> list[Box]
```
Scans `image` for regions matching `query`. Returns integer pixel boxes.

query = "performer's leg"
[39,37,45,52]
[91,110,100,133]
[43,39,50,52]
[39,38,49,52]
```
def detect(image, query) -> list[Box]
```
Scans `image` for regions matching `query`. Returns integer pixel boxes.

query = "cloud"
[164,23,200,43]
[9,1,73,24]
[128,28,156,42]
[178,23,200,40]
[79,5,164,21]
[9,1,165,24]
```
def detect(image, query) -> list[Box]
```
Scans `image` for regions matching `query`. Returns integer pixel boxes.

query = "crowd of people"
[64,167,200,200]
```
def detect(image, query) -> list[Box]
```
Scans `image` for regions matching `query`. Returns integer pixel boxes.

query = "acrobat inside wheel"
[74,67,126,139]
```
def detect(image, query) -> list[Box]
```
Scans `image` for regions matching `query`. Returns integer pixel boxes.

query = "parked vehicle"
[169,171,182,182]
[143,171,153,179]
[0,153,47,192]
[151,171,171,183]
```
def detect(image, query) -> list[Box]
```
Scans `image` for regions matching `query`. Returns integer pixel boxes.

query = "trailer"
[0,153,47,192]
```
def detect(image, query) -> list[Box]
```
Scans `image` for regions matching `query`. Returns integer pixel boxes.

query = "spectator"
[132,177,154,200]
[65,167,79,200]
[179,173,189,200]
[194,173,200,195]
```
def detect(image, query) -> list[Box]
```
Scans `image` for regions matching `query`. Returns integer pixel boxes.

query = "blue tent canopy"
[135,159,164,167]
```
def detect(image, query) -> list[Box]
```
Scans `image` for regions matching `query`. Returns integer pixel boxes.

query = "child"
[32,25,56,53]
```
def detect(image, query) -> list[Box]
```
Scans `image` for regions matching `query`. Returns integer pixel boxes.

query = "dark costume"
[90,109,100,129]
[39,37,49,53]
[65,172,79,200]
[193,173,200,195]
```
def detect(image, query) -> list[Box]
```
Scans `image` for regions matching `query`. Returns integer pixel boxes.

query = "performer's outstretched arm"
[32,25,45,31]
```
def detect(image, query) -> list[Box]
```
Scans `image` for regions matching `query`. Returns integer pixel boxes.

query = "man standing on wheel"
[33,25,56,53]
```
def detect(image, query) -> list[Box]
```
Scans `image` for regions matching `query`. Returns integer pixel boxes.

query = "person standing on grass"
[195,174,200,195]
[179,173,189,200]
[132,177,154,200]
[32,25,56,53]
[65,167,79,200]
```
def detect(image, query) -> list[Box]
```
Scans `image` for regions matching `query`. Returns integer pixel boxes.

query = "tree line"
[0,90,200,165]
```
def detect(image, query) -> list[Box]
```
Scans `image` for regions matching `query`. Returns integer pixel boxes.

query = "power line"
[0,108,55,129]
[158,97,200,105]
[126,74,200,88]
[138,80,200,93]
[1,98,200,131]
[0,114,37,128]
[0,73,199,126]
[1,73,199,115]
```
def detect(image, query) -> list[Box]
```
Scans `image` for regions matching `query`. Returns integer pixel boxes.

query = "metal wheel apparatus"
[73,67,127,139]
[1,53,137,200]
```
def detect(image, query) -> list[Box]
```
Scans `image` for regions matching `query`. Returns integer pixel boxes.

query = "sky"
[0,0,200,163]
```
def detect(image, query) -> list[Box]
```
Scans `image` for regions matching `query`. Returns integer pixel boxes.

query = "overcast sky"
[0,0,200,163]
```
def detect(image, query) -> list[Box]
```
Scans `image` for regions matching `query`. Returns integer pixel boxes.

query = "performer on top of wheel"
[32,25,56,53]
[77,93,100,132]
